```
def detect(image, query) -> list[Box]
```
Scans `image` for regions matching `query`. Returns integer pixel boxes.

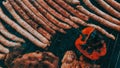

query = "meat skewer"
[35,3,115,40]
[15,0,56,35]
[3,1,50,45]
[0,34,21,47]
[0,22,25,43]
[69,16,88,26]
[97,0,120,19]
[77,6,120,32]
[0,44,9,54]
[64,0,80,5]
[70,16,115,40]
[54,0,89,21]
[46,0,70,18]
[0,8,48,48]
[37,0,79,28]
[30,0,71,30]
[106,0,120,12]
[31,1,71,29]
[43,0,85,26]
[37,28,52,40]
[22,0,65,33]
[83,0,120,25]
[86,24,115,40]
[8,0,52,40]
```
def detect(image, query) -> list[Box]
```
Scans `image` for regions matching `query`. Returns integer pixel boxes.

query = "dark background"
[0,0,120,68]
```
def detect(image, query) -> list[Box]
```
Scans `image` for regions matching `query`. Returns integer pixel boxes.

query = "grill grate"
[0,0,120,68]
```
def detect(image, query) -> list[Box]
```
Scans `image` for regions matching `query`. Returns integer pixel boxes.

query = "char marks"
[0,0,119,50]
[83,0,120,25]
[15,0,56,35]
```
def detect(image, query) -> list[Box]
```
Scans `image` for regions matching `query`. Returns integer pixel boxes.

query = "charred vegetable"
[75,27,107,60]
